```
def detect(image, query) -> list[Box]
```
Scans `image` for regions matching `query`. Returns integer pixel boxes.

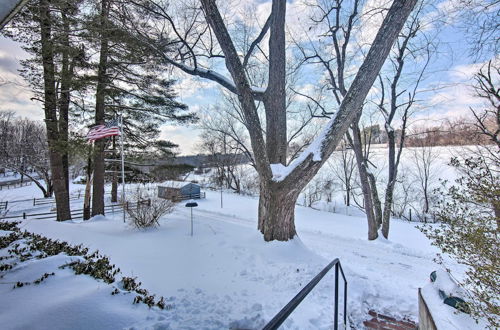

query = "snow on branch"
[270,116,335,181]
[160,55,265,100]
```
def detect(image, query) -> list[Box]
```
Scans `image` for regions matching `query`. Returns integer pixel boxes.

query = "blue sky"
[0,0,495,155]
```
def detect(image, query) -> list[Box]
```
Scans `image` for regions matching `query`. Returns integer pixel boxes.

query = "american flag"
[87,119,120,141]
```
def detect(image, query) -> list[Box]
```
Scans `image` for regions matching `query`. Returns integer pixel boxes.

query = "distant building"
[157,181,205,201]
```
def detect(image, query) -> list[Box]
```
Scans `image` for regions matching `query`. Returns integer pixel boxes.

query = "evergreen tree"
[83,0,194,214]
[2,0,86,220]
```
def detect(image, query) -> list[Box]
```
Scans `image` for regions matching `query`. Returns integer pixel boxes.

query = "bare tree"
[0,114,53,197]
[455,0,500,60]
[470,60,500,148]
[128,0,417,241]
[411,140,439,218]
[200,128,247,193]
[328,138,356,207]
[347,2,432,239]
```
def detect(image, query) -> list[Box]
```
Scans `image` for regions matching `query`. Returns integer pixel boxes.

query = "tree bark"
[264,0,287,165]
[83,153,92,220]
[258,181,301,241]
[381,131,397,237]
[58,9,74,192]
[349,126,379,240]
[367,171,382,226]
[92,0,110,217]
[39,0,71,221]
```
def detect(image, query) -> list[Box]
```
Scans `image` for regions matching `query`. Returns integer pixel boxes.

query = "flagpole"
[120,115,126,223]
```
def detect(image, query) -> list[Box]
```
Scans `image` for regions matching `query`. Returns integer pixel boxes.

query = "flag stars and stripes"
[87,119,120,141]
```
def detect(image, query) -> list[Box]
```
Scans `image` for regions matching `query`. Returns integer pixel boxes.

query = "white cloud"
[160,125,202,156]
[0,39,41,119]
[173,73,218,101]
[418,62,487,123]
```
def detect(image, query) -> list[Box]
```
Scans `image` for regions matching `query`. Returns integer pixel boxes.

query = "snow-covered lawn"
[1,183,470,329]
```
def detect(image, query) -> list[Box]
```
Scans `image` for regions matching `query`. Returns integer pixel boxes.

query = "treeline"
[406,118,494,147]
[1,0,195,220]
[360,117,494,148]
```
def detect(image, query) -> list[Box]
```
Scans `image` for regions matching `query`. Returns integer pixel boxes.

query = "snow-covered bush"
[126,189,175,228]
[420,156,499,328]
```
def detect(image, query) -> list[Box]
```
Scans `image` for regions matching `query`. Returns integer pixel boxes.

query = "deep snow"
[0,163,480,329]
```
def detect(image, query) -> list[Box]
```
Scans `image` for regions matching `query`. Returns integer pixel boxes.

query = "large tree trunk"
[83,153,92,220]
[58,9,74,192]
[381,128,397,238]
[92,0,110,217]
[258,181,301,241]
[381,180,395,238]
[367,171,383,226]
[39,0,71,221]
[349,126,379,240]
[264,0,287,165]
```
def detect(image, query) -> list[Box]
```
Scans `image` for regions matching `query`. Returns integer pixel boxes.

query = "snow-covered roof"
[159,181,199,188]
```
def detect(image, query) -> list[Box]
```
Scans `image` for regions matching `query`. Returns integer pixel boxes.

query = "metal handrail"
[262,258,347,330]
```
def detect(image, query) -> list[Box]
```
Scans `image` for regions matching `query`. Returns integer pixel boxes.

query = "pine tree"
[83,0,194,214]
[2,0,86,220]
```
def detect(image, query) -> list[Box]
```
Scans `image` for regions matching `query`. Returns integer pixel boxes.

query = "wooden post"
[418,288,437,330]
[23,212,26,219]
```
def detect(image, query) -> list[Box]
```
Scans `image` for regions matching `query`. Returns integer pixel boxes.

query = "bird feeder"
[185,200,198,236]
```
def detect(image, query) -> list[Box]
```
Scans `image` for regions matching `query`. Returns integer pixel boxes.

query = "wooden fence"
[1,203,129,221]
[0,181,31,190]
[32,196,81,206]
[0,198,152,222]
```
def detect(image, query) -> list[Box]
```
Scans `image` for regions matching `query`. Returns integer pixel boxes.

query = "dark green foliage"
[0,221,21,231]
[13,272,56,289]
[61,253,119,284]
[0,232,20,249]
[0,222,170,310]
[80,0,196,158]
[420,156,499,328]
[151,164,195,181]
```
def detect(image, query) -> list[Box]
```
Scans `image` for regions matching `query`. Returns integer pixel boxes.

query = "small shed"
[158,181,204,201]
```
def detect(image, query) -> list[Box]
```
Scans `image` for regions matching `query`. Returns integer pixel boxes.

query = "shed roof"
[159,180,200,188]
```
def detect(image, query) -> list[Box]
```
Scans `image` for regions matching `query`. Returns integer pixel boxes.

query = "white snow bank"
[0,229,13,237]
[1,183,469,329]
[421,269,487,329]
[0,253,164,330]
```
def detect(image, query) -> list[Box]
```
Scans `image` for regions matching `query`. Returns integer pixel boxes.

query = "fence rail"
[1,203,129,221]
[262,258,347,330]
[32,196,81,206]
[2,189,142,206]
[0,181,31,190]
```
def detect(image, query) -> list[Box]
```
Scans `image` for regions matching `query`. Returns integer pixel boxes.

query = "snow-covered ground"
[0,146,482,329]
